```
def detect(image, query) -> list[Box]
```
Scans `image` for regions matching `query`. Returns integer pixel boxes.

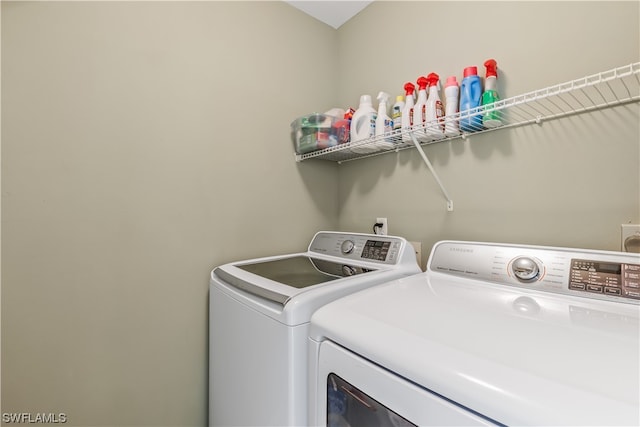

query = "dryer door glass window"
[327,373,416,427]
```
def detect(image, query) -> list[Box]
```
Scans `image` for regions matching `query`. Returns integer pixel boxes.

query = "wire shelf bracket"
[409,133,454,212]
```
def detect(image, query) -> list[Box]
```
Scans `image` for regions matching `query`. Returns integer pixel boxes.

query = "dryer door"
[314,340,496,427]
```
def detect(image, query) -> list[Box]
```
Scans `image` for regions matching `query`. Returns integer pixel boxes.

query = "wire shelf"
[295,62,640,163]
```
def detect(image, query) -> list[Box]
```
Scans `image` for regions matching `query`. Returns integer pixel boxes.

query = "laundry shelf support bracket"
[410,133,454,212]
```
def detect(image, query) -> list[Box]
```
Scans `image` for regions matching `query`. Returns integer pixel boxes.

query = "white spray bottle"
[401,82,415,143]
[425,72,445,140]
[375,91,394,148]
[413,76,429,142]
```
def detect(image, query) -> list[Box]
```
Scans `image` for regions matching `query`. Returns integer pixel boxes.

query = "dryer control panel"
[428,241,640,304]
[309,232,407,266]
[569,259,640,299]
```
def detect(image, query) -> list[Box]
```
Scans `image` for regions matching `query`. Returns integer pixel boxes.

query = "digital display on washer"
[569,259,640,300]
[361,240,391,261]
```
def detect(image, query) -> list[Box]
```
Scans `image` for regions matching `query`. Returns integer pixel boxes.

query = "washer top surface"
[235,256,365,289]
[309,241,640,426]
[211,231,421,325]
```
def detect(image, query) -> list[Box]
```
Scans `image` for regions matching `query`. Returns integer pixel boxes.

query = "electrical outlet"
[621,224,640,252]
[409,241,422,269]
[375,217,388,235]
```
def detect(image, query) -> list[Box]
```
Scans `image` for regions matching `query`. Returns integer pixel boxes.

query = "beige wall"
[1,2,338,426]
[335,1,640,267]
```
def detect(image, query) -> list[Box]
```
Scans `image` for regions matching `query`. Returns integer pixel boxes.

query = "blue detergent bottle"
[459,66,483,132]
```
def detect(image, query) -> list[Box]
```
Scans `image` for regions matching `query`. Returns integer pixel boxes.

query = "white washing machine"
[209,231,421,426]
[308,241,640,426]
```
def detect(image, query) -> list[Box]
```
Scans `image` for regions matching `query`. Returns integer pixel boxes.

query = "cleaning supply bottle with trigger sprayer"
[413,76,429,142]
[482,59,502,128]
[425,72,445,140]
[401,82,415,143]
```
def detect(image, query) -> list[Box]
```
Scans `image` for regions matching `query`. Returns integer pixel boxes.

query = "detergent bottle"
[444,76,460,137]
[401,82,415,143]
[482,59,502,128]
[350,94,377,153]
[375,91,394,148]
[425,72,445,140]
[392,95,404,131]
[413,76,429,142]
[459,66,482,132]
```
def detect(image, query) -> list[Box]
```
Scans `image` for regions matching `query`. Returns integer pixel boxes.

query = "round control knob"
[341,240,355,254]
[511,257,540,282]
[342,265,356,276]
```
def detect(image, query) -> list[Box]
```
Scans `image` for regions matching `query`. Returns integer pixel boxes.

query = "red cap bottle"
[463,66,478,78]
[404,82,416,96]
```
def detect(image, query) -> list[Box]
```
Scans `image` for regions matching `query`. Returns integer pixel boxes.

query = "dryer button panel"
[428,241,640,304]
[569,260,640,301]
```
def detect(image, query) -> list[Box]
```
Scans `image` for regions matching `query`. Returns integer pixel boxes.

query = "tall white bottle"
[401,82,415,143]
[425,72,445,140]
[444,76,460,137]
[413,76,429,142]
[375,91,394,149]
[350,94,377,153]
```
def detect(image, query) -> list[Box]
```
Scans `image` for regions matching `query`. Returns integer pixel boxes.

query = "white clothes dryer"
[308,241,640,426]
[209,231,420,426]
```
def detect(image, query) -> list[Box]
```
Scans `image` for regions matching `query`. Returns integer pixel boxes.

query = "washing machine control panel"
[428,241,640,304]
[309,232,406,265]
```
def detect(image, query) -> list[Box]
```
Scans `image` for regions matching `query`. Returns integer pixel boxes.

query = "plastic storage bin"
[291,113,338,154]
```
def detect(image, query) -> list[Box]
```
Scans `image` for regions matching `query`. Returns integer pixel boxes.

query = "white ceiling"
[285,1,374,29]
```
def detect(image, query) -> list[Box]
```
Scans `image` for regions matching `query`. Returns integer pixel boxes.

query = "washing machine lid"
[235,256,373,289]
[214,254,378,306]
[309,273,640,426]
